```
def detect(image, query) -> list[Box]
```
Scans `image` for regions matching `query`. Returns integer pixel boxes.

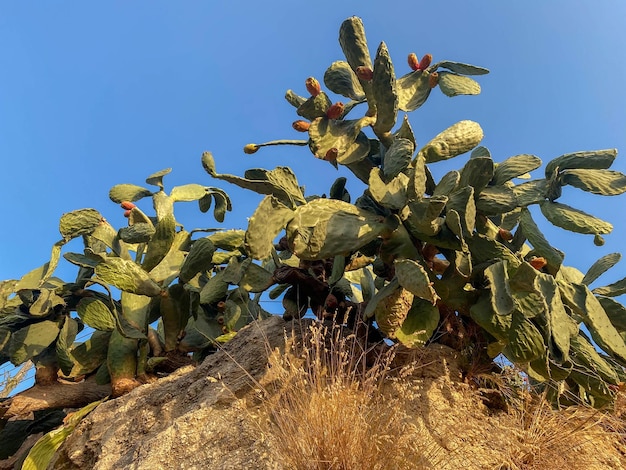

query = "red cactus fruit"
[123,210,132,218]
[305,77,321,97]
[326,102,344,120]
[498,228,514,242]
[418,53,432,70]
[529,257,547,270]
[407,53,420,71]
[429,72,439,89]
[324,148,339,162]
[120,201,136,210]
[356,66,374,81]
[292,120,311,132]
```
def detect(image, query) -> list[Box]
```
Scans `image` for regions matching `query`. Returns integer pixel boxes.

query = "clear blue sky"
[1,2,626,291]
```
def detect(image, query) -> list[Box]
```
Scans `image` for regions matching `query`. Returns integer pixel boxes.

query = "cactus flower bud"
[418,53,432,71]
[407,53,420,71]
[292,120,311,132]
[429,72,439,89]
[243,143,259,154]
[305,77,321,97]
[356,66,374,81]
[498,228,513,242]
[123,210,132,218]
[120,201,136,210]
[529,257,547,271]
[324,148,339,162]
[326,102,344,120]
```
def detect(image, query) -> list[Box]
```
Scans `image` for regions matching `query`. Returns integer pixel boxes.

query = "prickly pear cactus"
[218,16,626,407]
[0,169,270,398]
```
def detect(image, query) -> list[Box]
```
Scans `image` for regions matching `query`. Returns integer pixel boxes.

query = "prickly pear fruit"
[325,148,339,162]
[529,257,547,270]
[429,72,439,88]
[418,53,432,71]
[121,201,136,210]
[305,77,321,97]
[356,66,374,81]
[326,102,344,120]
[498,228,514,242]
[408,53,420,71]
[244,143,259,154]
[292,120,311,132]
[123,210,132,218]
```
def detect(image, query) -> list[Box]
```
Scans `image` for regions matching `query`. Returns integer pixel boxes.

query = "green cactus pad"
[419,120,484,164]
[484,261,515,316]
[145,168,172,190]
[518,208,564,269]
[329,177,350,202]
[199,270,229,305]
[286,198,393,260]
[382,138,413,181]
[372,41,398,135]
[285,89,307,108]
[308,116,373,165]
[109,184,153,203]
[397,70,432,112]
[447,186,476,234]
[459,156,494,193]
[94,257,162,297]
[559,281,626,364]
[435,61,489,76]
[470,293,512,342]
[393,115,417,148]
[592,277,626,298]
[560,169,626,196]
[395,259,438,304]
[55,316,79,375]
[206,230,245,251]
[492,154,542,186]
[179,238,216,283]
[368,168,408,210]
[437,72,481,97]
[433,171,460,197]
[170,184,209,202]
[142,213,177,272]
[324,61,366,100]
[201,151,217,177]
[476,186,518,215]
[69,330,111,377]
[297,92,333,120]
[59,209,102,241]
[77,298,116,331]
[512,180,548,207]
[408,154,427,201]
[598,297,626,333]
[394,298,440,347]
[582,253,622,286]
[8,320,61,365]
[545,149,617,178]
[118,222,156,244]
[505,312,545,363]
[209,166,305,209]
[536,272,577,361]
[245,196,295,260]
[540,201,612,235]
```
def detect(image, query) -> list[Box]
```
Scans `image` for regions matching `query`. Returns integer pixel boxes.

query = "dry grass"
[501,390,626,470]
[256,321,444,470]
[234,317,626,469]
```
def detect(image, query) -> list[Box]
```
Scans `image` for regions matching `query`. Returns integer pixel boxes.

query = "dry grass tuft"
[256,321,443,470]
[500,387,626,470]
